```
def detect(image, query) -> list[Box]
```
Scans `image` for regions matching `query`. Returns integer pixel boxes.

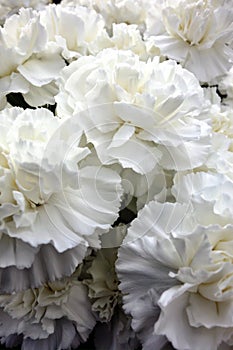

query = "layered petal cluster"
[117,201,233,350]
[172,171,233,228]
[203,90,233,178]
[84,247,120,322]
[83,224,139,350]
[84,225,127,322]
[119,164,168,211]
[0,107,122,292]
[89,23,154,60]
[146,0,233,82]
[61,0,148,31]
[56,49,211,175]
[0,0,51,25]
[0,7,65,107]
[40,4,107,60]
[0,270,96,350]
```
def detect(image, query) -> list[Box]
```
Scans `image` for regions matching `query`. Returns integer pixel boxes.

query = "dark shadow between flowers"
[6,93,57,114]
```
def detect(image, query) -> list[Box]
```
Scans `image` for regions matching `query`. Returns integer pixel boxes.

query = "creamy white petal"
[23,81,59,107]
[155,293,224,350]
[146,0,233,82]
[18,51,65,87]
[187,294,233,328]
[56,49,211,174]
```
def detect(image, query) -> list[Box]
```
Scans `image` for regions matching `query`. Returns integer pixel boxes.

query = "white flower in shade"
[117,200,233,350]
[83,225,140,350]
[84,225,127,323]
[0,0,51,25]
[0,270,96,350]
[0,8,65,106]
[40,4,106,61]
[56,49,211,175]
[0,107,122,292]
[119,164,168,212]
[146,0,233,82]
[84,246,120,322]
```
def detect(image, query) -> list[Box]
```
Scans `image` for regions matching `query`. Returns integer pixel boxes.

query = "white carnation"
[40,4,107,60]
[0,8,65,106]
[89,23,153,60]
[172,171,233,228]
[146,0,233,82]
[0,107,122,291]
[117,200,233,350]
[61,0,148,31]
[0,270,96,350]
[84,246,120,322]
[119,164,168,211]
[84,225,127,322]
[84,224,139,349]
[0,0,51,25]
[56,49,211,174]
[204,95,233,178]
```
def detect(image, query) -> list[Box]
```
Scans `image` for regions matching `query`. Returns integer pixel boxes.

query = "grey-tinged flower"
[0,269,96,350]
[83,225,126,322]
[83,225,140,349]
[117,200,233,350]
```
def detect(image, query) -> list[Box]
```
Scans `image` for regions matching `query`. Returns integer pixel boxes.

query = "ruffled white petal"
[56,49,211,173]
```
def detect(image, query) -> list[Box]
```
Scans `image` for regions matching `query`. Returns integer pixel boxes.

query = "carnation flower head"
[0,7,66,107]
[206,97,233,178]
[40,4,107,61]
[0,269,96,350]
[83,225,127,323]
[83,224,140,350]
[146,0,233,82]
[172,171,233,228]
[117,200,233,350]
[0,107,122,292]
[89,23,154,60]
[115,161,168,213]
[61,0,148,32]
[56,48,211,175]
[84,247,120,322]
[0,0,51,25]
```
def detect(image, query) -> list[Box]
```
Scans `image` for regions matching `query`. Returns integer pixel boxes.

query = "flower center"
[28,199,45,209]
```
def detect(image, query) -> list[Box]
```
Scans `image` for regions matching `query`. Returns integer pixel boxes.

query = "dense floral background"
[1,0,233,349]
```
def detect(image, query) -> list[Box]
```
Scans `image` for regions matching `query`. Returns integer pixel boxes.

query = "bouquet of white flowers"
[0,0,233,349]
